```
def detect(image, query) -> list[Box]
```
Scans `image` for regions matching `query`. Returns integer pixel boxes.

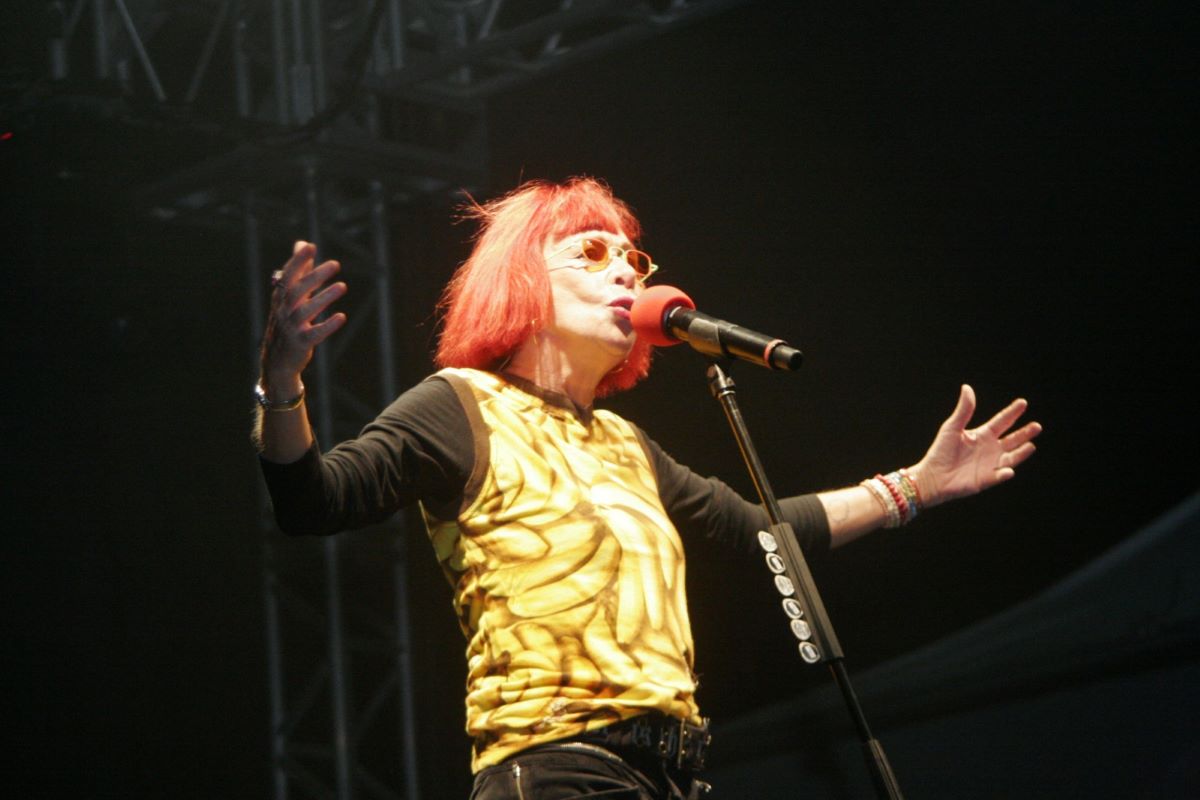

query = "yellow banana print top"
[423,368,700,772]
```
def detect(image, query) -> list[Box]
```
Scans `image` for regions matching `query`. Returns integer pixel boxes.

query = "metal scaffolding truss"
[27,1,750,798]
[39,0,748,218]
[243,172,423,800]
[361,0,752,102]
[43,0,748,107]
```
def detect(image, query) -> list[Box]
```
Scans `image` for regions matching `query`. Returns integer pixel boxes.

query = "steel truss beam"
[246,171,422,800]
[366,0,752,102]
[243,187,434,800]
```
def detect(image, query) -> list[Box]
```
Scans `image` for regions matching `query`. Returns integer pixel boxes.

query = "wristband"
[877,472,911,525]
[899,468,925,508]
[860,477,901,528]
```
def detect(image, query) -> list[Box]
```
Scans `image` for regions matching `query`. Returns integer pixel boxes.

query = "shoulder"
[373,372,466,427]
[364,371,478,465]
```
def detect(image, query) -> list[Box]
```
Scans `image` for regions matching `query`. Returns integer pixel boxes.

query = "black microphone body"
[664,306,804,371]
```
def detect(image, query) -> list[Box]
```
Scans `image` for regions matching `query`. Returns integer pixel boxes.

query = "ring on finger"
[271,270,284,287]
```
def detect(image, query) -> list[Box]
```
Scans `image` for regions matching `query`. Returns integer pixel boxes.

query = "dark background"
[4,1,1196,797]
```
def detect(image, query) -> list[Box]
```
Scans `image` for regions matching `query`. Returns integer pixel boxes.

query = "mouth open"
[609,297,634,319]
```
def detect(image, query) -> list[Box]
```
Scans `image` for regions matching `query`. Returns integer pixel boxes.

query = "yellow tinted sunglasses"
[548,238,658,281]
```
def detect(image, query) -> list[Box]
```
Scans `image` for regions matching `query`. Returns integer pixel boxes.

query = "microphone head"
[631,285,695,347]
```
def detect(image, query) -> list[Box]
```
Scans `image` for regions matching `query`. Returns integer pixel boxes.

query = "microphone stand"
[705,361,904,800]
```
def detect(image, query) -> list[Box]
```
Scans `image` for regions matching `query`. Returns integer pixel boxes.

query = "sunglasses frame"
[548,238,659,280]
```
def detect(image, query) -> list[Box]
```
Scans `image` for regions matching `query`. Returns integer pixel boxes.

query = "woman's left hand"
[910,384,1042,507]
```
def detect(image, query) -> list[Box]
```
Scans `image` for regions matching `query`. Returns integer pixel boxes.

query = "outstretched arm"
[253,241,348,463]
[818,384,1042,548]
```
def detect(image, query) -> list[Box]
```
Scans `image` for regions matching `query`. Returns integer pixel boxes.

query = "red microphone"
[631,285,803,371]
[630,285,695,347]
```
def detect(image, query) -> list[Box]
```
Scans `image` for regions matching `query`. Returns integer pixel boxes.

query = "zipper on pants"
[511,763,527,800]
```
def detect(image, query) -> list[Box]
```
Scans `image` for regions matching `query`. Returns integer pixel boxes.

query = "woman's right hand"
[260,240,347,390]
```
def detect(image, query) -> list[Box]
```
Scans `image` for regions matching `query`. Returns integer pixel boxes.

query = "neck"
[506,333,619,410]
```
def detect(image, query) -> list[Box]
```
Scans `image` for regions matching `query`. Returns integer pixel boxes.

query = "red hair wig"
[435,177,653,397]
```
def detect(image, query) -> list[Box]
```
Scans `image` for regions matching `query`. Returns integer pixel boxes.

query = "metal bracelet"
[255,381,305,412]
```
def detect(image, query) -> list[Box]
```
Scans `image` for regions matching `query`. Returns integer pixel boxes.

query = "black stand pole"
[705,362,904,800]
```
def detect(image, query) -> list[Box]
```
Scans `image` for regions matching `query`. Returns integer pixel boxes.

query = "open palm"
[914,384,1042,506]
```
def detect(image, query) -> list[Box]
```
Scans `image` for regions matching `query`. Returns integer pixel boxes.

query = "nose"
[608,250,639,289]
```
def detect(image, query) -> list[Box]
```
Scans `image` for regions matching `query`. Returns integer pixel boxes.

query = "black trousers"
[469,742,710,800]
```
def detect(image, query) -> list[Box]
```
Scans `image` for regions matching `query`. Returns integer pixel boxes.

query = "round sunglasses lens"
[628,252,651,276]
[580,239,609,264]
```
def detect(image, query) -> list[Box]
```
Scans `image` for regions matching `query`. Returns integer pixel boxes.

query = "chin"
[596,338,634,365]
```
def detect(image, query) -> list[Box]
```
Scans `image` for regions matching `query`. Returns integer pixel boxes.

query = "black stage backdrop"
[4,2,1196,797]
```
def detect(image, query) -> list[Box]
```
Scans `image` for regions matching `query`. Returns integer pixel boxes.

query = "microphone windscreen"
[631,285,695,347]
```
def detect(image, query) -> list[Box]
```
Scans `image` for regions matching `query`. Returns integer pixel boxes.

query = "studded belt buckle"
[654,716,682,764]
[679,716,712,771]
[647,715,711,771]
[621,714,712,772]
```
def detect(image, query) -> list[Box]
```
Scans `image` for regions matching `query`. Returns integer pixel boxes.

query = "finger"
[275,242,317,290]
[295,281,346,324]
[1003,441,1037,469]
[942,383,977,432]
[1002,421,1042,450]
[286,241,315,269]
[293,259,341,299]
[305,312,347,347]
[982,397,1029,436]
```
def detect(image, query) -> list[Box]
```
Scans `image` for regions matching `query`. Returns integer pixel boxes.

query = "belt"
[578,713,713,772]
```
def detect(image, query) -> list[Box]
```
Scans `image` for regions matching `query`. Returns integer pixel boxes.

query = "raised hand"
[911,384,1042,507]
[260,241,347,386]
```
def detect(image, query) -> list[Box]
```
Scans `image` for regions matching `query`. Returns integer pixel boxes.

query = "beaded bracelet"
[893,472,920,521]
[884,471,921,523]
[899,468,924,508]
[860,476,902,528]
[877,472,910,524]
[860,469,925,528]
